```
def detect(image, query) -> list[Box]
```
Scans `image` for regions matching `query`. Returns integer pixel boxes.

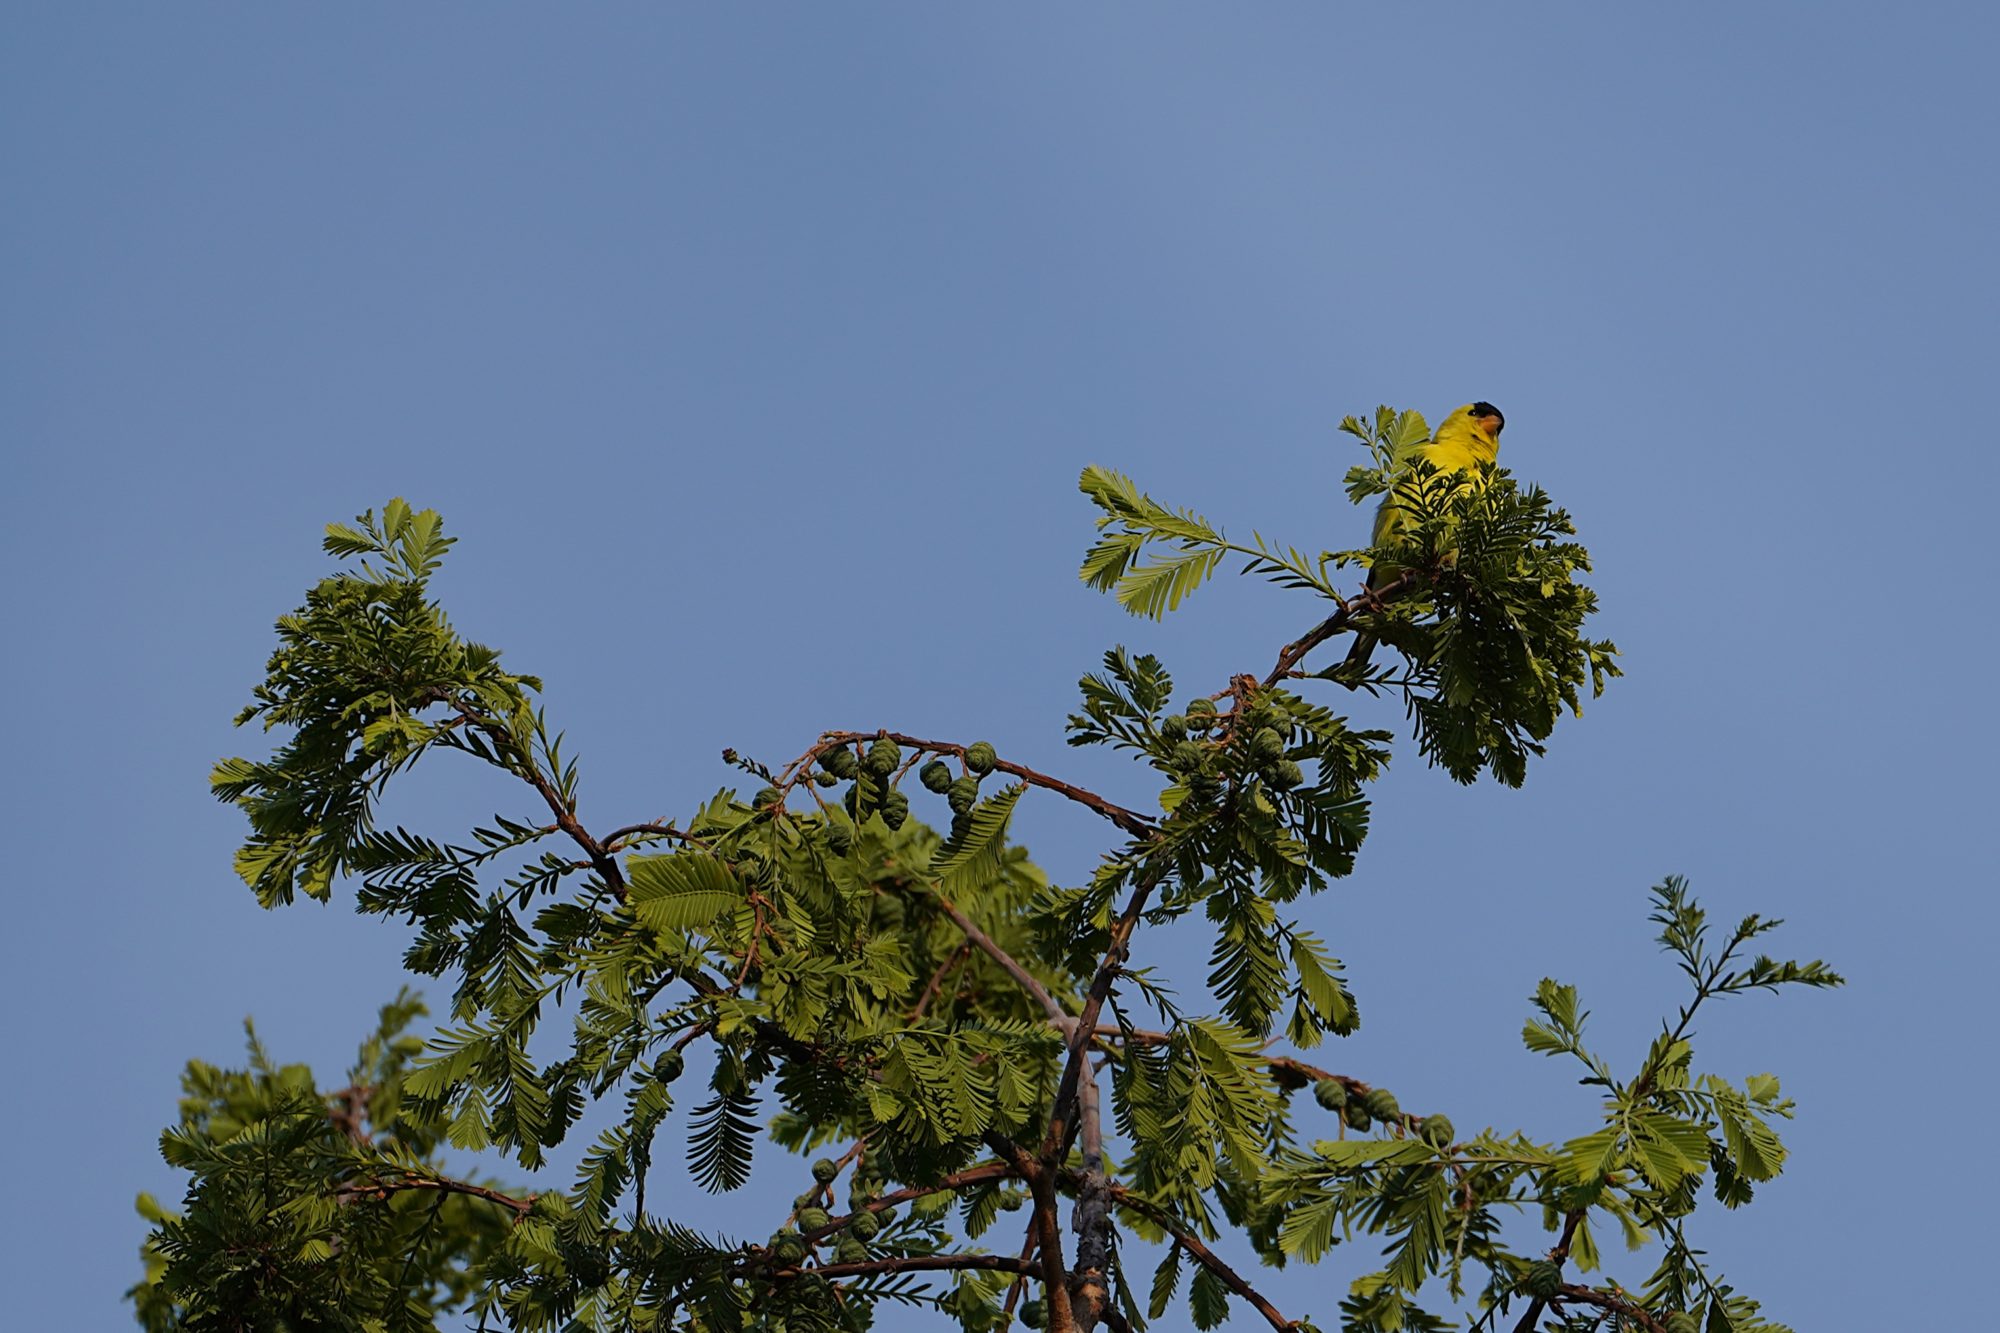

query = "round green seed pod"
[1187,697,1216,718]
[795,1207,830,1232]
[1419,1114,1455,1147]
[918,760,954,793]
[769,1231,805,1264]
[1361,1087,1401,1123]
[825,821,853,855]
[1312,1078,1348,1111]
[1343,1100,1372,1131]
[947,775,981,814]
[1666,1315,1700,1333]
[950,812,974,841]
[811,1158,840,1184]
[813,769,839,788]
[1522,1260,1563,1299]
[1170,740,1206,772]
[864,738,901,776]
[880,788,910,830]
[752,786,783,810]
[997,1187,1027,1212]
[847,1211,881,1240]
[1266,759,1305,791]
[833,1236,870,1264]
[794,1191,821,1210]
[964,741,998,774]
[652,1049,685,1084]
[1019,1298,1047,1329]
[820,747,857,779]
[1159,715,1188,743]
[1250,727,1286,762]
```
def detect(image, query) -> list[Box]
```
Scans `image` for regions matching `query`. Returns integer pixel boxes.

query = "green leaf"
[628,852,740,932]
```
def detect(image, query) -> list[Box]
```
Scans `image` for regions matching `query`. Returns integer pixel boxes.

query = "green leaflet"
[930,783,1025,895]
[627,852,740,933]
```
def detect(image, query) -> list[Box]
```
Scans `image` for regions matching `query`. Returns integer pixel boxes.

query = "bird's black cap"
[1470,401,1504,431]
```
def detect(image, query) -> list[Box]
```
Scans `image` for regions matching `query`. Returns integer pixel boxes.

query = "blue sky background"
[5,5,1995,1327]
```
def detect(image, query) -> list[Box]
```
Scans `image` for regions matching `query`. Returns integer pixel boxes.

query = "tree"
[132,408,1838,1332]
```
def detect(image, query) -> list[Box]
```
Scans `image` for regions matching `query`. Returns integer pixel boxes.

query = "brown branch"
[910,945,973,1021]
[1043,867,1167,1160]
[1110,1189,1296,1332]
[930,891,1067,1022]
[1510,1209,1586,1333]
[438,695,627,900]
[336,1172,533,1218]
[1264,570,1416,685]
[795,732,1157,841]
[1549,1283,1672,1333]
[601,821,703,852]
[786,1253,1036,1281]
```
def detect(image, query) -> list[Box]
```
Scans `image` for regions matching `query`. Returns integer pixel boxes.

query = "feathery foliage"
[136,412,1832,1333]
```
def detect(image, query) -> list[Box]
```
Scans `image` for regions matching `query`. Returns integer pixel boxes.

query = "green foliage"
[138,443,1829,1333]
[128,992,515,1332]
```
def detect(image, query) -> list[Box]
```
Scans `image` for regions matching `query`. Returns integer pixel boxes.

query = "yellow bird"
[1344,401,1505,672]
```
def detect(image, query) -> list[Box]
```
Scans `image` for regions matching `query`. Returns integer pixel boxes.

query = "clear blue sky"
[5,6,1993,1327]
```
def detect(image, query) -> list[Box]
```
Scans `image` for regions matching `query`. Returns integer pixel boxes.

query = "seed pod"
[1020,1298,1047,1329]
[769,1231,805,1264]
[796,1207,830,1232]
[1419,1114,1455,1147]
[1362,1087,1401,1122]
[1312,1078,1348,1111]
[880,788,910,830]
[813,769,840,788]
[919,760,954,793]
[964,741,998,774]
[873,1203,898,1225]
[825,821,853,855]
[1265,759,1305,791]
[1170,740,1206,772]
[947,776,981,814]
[1250,728,1286,762]
[1159,715,1188,743]
[794,1191,821,1210]
[834,1236,870,1264]
[1186,697,1216,719]
[1522,1260,1563,1299]
[997,1187,1027,1212]
[652,1049,685,1084]
[811,1158,840,1184]
[1343,1100,1372,1132]
[752,786,783,811]
[950,812,974,841]
[820,747,858,779]
[847,1211,881,1240]
[865,738,901,776]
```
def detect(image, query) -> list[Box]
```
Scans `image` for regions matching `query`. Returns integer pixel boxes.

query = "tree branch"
[336,1171,533,1218]
[438,694,627,899]
[1110,1189,1296,1332]
[930,891,1067,1023]
[793,732,1158,841]
[1264,571,1416,685]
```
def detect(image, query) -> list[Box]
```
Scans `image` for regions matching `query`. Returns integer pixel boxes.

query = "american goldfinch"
[1344,401,1505,672]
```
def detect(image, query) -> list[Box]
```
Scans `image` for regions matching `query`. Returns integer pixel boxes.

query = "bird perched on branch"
[1343,401,1506,674]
